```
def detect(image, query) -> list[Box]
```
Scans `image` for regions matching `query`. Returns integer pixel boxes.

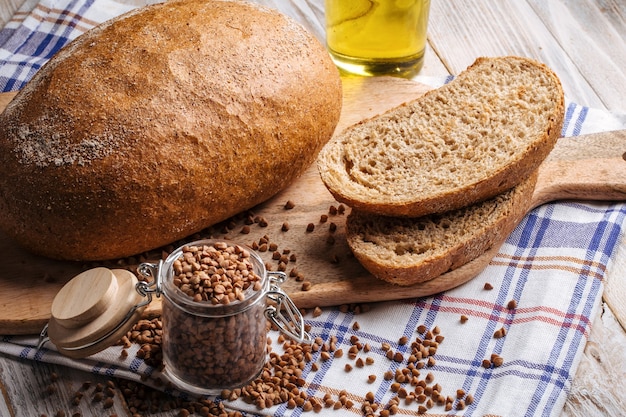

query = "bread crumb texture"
[346,172,537,285]
[318,56,564,217]
[0,0,342,260]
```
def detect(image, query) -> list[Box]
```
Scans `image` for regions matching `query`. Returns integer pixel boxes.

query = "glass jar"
[43,239,310,396]
[137,239,310,395]
[325,0,431,78]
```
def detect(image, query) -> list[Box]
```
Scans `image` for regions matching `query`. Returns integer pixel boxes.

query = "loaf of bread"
[318,56,563,217]
[346,172,538,286]
[0,0,342,261]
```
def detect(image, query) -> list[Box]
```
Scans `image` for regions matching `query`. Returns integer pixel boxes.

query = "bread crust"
[318,56,564,218]
[0,0,342,261]
[346,172,538,286]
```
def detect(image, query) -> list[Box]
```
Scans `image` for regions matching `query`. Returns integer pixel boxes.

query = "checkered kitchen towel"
[1,1,626,416]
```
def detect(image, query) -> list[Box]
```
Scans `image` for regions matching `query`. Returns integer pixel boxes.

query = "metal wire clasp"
[265,271,312,344]
[136,260,164,301]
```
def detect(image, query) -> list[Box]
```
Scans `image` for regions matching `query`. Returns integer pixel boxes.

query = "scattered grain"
[492,355,504,367]
[289,267,298,278]
[302,400,313,412]
[493,327,507,339]
[103,397,114,409]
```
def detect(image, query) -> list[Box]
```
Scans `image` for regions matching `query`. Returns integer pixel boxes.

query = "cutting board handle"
[533,130,626,208]
[0,91,17,112]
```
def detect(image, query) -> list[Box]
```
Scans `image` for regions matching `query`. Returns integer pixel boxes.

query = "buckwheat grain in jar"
[138,239,310,395]
[41,239,309,395]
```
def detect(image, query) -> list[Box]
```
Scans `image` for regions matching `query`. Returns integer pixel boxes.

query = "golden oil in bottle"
[325,0,430,78]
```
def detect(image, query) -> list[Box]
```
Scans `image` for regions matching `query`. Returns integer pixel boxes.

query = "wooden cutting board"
[0,76,625,335]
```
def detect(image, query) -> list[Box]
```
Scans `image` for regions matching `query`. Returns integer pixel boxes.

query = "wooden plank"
[0,91,16,109]
[604,234,626,330]
[528,0,626,112]
[0,0,27,28]
[0,356,130,416]
[563,302,626,416]
[427,0,608,110]
[0,381,12,417]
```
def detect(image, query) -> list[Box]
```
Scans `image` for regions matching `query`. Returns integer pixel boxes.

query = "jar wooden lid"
[47,267,147,358]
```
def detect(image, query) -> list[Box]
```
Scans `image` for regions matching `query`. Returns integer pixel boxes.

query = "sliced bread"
[345,172,537,286]
[318,56,564,217]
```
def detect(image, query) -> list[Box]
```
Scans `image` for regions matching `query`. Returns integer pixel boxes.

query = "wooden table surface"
[1,0,624,416]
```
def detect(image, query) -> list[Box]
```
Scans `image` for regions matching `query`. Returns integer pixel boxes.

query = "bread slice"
[345,172,537,286]
[318,56,563,217]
